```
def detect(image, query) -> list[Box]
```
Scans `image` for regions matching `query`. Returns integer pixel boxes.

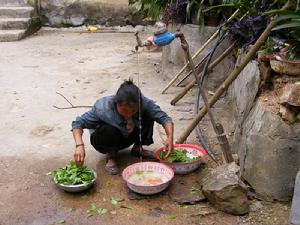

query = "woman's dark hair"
[114,79,141,108]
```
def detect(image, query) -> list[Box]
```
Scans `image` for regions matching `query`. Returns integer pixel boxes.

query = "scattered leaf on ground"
[168,214,177,219]
[191,186,201,193]
[105,181,114,188]
[110,210,117,215]
[111,198,124,206]
[68,208,74,212]
[111,198,118,206]
[47,220,65,225]
[87,203,108,217]
[120,205,133,209]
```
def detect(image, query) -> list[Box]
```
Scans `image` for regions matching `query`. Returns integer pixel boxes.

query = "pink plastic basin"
[122,162,174,195]
[155,144,206,174]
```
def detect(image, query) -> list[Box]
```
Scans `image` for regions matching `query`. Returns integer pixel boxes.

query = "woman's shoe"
[105,157,119,175]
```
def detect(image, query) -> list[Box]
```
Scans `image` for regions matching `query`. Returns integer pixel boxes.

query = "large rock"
[227,60,261,138]
[38,0,144,27]
[201,163,250,215]
[280,82,300,107]
[237,99,300,201]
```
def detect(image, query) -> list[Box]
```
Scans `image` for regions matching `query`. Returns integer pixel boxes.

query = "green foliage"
[273,12,300,31]
[128,0,170,20]
[159,148,201,162]
[52,160,95,186]
[269,10,300,60]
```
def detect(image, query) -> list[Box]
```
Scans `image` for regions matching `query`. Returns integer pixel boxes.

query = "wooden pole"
[161,10,240,94]
[179,34,233,164]
[171,41,236,105]
[216,123,234,163]
[176,0,292,143]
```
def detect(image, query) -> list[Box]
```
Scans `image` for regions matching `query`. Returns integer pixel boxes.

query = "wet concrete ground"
[0,28,290,225]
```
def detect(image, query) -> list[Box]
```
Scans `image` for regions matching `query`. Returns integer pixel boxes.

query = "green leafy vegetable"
[52,160,95,186]
[159,148,201,163]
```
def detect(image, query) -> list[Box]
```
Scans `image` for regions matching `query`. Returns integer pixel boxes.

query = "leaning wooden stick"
[161,9,240,94]
[171,41,236,105]
[178,33,233,164]
[175,53,209,87]
[176,0,292,143]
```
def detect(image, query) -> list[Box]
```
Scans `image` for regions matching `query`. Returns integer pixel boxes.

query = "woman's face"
[117,103,138,120]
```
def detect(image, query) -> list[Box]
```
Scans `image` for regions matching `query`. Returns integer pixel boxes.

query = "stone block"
[201,163,250,215]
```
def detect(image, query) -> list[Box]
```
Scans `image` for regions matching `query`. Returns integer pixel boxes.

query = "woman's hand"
[72,128,85,166]
[74,145,85,166]
[164,136,174,158]
[163,122,174,158]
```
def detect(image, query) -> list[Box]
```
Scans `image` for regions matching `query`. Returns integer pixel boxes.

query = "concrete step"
[0,29,25,41]
[0,18,29,30]
[0,6,33,18]
[0,0,27,7]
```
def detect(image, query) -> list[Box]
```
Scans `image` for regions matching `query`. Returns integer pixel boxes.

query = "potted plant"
[262,10,300,75]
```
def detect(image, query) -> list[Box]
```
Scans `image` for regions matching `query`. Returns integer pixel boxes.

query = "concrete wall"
[162,24,236,91]
[27,0,145,27]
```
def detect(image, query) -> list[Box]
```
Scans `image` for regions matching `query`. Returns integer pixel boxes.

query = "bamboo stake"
[176,0,292,143]
[171,41,236,105]
[161,9,240,94]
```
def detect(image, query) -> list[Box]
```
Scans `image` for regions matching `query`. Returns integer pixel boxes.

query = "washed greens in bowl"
[52,160,96,192]
[155,144,206,174]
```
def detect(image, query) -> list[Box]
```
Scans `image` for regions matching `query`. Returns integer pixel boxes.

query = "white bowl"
[54,170,97,192]
[122,162,174,195]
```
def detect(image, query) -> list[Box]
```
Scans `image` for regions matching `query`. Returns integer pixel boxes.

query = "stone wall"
[27,0,144,27]
[228,61,300,201]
